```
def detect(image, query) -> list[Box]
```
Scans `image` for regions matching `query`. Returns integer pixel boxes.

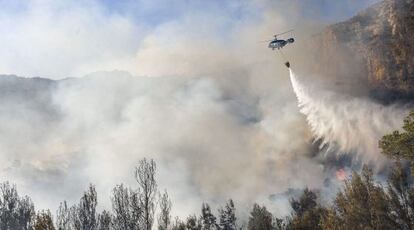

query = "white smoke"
[0,0,396,221]
[0,70,326,219]
[289,69,409,166]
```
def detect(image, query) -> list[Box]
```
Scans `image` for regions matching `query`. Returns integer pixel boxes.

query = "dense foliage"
[380,110,414,172]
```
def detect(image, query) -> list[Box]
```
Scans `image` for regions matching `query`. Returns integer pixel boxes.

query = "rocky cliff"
[306,0,414,101]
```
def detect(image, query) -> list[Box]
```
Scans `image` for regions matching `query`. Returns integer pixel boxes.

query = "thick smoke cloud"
[0,0,399,221]
[0,71,321,218]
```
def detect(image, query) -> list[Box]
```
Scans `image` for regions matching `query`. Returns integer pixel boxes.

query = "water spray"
[287,68,408,165]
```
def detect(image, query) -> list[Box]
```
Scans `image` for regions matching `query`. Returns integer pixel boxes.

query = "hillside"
[305,0,414,101]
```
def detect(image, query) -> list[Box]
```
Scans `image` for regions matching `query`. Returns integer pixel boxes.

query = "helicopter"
[260,30,295,68]
[262,29,295,50]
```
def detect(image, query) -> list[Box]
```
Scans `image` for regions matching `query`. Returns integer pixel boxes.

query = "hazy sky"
[0,0,379,78]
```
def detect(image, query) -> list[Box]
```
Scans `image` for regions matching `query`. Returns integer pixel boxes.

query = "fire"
[336,168,347,181]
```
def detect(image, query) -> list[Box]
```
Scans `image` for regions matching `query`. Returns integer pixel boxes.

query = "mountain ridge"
[306,0,414,101]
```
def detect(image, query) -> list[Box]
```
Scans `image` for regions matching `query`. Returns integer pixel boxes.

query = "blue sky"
[99,0,261,25]
[97,0,379,25]
[0,0,380,25]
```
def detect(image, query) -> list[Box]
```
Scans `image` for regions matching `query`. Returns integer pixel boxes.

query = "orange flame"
[336,168,347,181]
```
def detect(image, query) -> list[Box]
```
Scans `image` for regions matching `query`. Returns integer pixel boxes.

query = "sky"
[0,0,388,221]
[0,0,379,79]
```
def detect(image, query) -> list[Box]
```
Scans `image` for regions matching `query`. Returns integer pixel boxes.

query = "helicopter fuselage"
[268,38,294,50]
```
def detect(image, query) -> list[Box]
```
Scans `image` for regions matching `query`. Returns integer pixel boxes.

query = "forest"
[2,111,414,230]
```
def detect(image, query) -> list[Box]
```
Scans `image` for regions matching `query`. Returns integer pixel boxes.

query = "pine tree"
[97,210,112,230]
[321,166,394,229]
[200,203,218,230]
[289,188,327,230]
[111,184,141,230]
[34,210,55,230]
[247,204,273,230]
[135,158,157,230]
[379,110,414,172]
[0,182,35,230]
[187,215,202,230]
[218,199,237,230]
[56,201,71,230]
[273,217,289,230]
[77,184,98,230]
[171,217,186,230]
[158,190,172,230]
[386,161,414,229]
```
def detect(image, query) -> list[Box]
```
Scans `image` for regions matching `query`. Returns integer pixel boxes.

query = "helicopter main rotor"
[273,29,294,39]
[258,29,294,43]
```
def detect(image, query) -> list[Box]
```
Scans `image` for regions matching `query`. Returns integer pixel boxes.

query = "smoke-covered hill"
[0,71,314,217]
